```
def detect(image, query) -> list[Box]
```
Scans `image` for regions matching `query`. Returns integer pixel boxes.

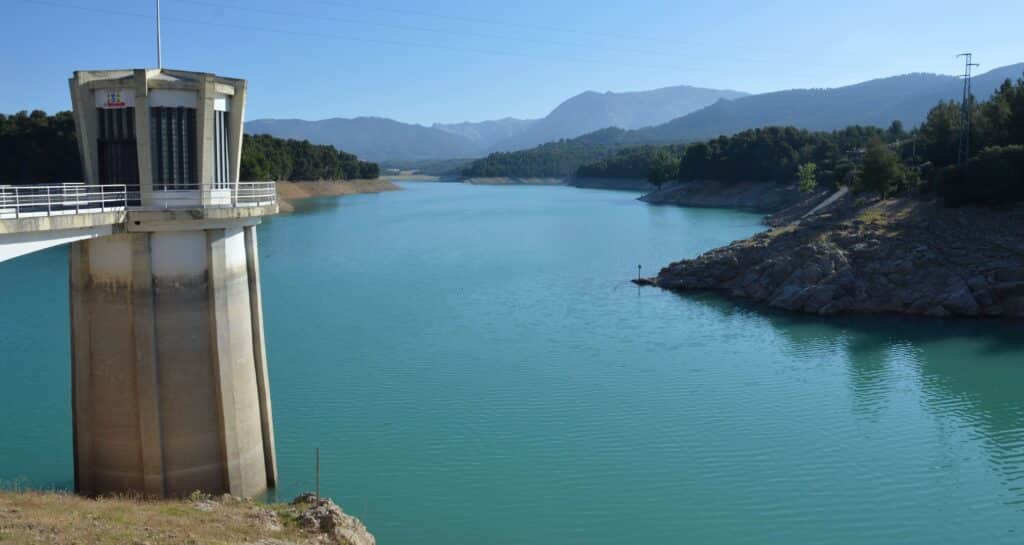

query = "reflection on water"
[1,182,1022,545]
[692,293,1024,509]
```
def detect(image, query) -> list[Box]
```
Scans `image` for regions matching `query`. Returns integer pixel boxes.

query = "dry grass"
[854,199,919,226]
[762,223,798,239]
[0,491,318,545]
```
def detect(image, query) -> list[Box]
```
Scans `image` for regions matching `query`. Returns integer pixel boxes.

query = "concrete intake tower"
[0,68,279,498]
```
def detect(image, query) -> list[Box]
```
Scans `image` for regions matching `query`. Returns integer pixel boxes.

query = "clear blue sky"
[3,0,1022,124]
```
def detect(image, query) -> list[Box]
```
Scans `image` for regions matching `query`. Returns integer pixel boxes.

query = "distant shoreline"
[276,179,401,213]
[384,171,442,182]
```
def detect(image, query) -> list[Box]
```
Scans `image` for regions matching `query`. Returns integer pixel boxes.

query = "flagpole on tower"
[156,0,163,69]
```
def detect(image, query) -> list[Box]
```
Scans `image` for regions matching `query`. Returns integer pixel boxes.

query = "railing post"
[14,188,19,219]
[47,187,52,216]
[123,185,127,211]
[100,185,105,213]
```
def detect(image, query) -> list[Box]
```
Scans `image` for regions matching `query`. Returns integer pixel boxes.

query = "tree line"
[583,125,896,189]
[240,134,379,181]
[0,110,379,184]
[0,110,81,184]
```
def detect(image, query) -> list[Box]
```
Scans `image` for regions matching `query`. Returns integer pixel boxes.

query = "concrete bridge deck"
[0,183,277,263]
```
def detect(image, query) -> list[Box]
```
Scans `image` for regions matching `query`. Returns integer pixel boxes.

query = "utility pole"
[156,0,163,69]
[956,53,979,168]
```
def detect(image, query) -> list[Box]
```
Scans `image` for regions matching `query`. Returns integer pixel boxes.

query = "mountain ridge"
[632,64,1024,143]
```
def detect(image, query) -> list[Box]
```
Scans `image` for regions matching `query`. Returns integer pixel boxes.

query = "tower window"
[96,107,139,190]
[151,107,197,190]
[214,110,231,189]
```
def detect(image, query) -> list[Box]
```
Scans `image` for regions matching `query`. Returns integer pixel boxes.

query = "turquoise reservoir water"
[2,182,1024,544]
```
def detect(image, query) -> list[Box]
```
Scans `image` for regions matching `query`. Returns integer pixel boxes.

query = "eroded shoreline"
[276,179,402,213]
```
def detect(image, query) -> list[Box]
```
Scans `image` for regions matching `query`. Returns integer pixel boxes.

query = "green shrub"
[936,145,1024,206]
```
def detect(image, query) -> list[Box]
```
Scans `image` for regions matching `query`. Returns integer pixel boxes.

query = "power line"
[19,0,970,87]
[24,0,868,79]
[171,0,678,60]
[21,0,690,73]
[305,0,781,53]
[235,0,889,70]
[301,0,896,68]
[956,52,980,168]
[169,0,856,72]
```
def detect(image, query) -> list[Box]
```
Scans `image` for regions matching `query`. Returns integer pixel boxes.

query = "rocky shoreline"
[641,180,823,213]
[638,191,1024,318]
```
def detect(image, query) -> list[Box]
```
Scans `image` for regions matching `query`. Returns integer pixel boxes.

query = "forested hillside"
[462,128,636,177]
[0,110,379,184]
[578,77,1024,206]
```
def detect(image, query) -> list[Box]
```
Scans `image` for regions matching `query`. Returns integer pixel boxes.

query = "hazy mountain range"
[630,63,1024,144]
[246,63,1024,164]
[246,84,747,162]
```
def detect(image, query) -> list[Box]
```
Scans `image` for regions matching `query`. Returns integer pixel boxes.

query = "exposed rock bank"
[276,179,401,213]
[641,193,1024,318]
[293,494,376,545]
[641,180,824,213]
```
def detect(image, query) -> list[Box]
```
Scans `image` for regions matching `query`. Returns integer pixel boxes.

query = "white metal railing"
[0,182,276,219]
[0,184,128,220]
[144,182,277,210]
[233,181,277,207]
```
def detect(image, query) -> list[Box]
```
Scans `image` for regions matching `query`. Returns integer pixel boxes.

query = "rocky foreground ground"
[639,192,1024,318]
[0,490,374,545]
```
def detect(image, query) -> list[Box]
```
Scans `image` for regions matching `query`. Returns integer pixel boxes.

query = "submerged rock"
[644,193,1024,319]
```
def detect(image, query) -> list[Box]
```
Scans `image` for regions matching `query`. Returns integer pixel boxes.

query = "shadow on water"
[677,291,1024,353]
[677,290,1024,504]
[277,196,347,217]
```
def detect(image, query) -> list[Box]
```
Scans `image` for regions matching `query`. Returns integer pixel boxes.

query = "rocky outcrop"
[642,194,1024,318]
[294,495,376,545]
